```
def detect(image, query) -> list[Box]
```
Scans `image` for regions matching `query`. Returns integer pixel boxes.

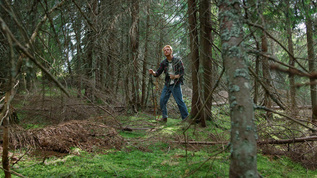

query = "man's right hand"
[149,69,155,76]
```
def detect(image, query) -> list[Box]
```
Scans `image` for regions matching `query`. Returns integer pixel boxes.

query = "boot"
[156,117,167,122]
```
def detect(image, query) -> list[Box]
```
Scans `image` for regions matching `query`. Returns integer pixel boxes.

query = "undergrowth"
[1,113,317,177]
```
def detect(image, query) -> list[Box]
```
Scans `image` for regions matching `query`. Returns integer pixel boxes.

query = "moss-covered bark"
[218,0,258,177]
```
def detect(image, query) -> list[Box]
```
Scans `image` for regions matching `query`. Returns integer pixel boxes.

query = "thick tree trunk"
[188,0,202,121]
[199,0,212,127]
[1,27,14,178]
[218,1,258,177]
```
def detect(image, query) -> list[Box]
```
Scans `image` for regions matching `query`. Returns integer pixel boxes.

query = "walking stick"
[149,75,157,120]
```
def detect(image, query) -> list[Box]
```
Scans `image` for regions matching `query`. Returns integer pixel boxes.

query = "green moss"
[229,85,240,92]
[230,96,236,101]
[234,69,250,80]
[230,100,238,108]
[227,46,242,58]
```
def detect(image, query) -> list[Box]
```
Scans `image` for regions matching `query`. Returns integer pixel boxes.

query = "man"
[149,45,189,122]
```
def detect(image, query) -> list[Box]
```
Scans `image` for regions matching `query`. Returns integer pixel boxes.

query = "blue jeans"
[160,83,189,120]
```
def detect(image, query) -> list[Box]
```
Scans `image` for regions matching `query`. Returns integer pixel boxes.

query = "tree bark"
[199,0,212,127]
[2,118,11,178]
[285,0,297,116]
[188,0,202,121]
[84,0,98,100]
[141,3,150,107]
[130,0,140,111]
[261,28,273,119]
[1,24,15,178]
[305,2,317,126]
[218,1,258,177]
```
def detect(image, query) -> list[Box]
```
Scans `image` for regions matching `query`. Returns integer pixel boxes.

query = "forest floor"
[1,93,317,177]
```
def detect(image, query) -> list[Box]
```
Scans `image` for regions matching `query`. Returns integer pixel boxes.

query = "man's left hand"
[170,74,179,79]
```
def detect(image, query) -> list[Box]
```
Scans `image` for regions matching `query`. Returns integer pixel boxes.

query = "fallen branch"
[172,141,228,145]
[257,136,317,145]
[121,127,154,131]
[255,105,317,131]
[270,64,316,79]
[172,136,317,145]
[11,148,31,167]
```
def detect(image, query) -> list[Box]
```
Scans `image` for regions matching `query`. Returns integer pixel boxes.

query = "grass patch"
[5,148,230,177]
[24,123,45,129]
[257,154,317,177]
[119,130,146,138]
[3,148,316,177]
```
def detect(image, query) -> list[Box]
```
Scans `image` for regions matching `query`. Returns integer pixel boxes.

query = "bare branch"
[247,21,309,73]
[28,0,67,47]
[0,167,26,178]
[71,0,97,32]
[248,67,286,110]
[270,64,317,79]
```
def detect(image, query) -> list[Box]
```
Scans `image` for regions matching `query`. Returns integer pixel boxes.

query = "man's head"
[162,45,173,58]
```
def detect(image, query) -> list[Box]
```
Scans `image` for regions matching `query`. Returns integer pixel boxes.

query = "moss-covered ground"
[1,112,316,177]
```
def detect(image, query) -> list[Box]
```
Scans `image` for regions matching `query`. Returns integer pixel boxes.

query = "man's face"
[163,47,172,56]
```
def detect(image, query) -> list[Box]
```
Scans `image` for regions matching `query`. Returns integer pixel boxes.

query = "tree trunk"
[254,46,260,105]
[73,15,83,98]
[246,0,260,105]
[261,29,273,119]
[84,0,98,100]
[285,0,297,116]
[218,1,258,177]
[188,0,202,121]
[1,26,15,178]
[199,0,212,127]
[104,0,116,92]
[2,117,11,178]
[141,3,150,107]
[130,0,140,111]
[305,2,317,126]
[125,21,131,109]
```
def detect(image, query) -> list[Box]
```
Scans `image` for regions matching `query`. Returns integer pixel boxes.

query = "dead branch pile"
[9,120,124,153]
[16,96,104,124]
